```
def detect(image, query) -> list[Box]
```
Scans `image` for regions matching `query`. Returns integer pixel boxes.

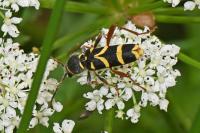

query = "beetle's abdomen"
[85,44,143,70]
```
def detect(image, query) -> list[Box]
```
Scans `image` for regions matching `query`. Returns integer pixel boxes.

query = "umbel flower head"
[78,21,181,123]
[0,38,63,132]
[163,0,200,10]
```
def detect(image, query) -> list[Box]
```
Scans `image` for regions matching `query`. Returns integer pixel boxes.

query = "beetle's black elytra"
[66,44,143,76]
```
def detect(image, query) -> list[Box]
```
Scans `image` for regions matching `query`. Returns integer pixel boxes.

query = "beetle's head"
[66,54,85,77]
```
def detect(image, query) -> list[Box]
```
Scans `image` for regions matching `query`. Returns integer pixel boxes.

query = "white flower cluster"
[0,0,40,38]
[78,21,181,123]
[0,0,74,133]
[163,0,200,11]
[53,119,75,133]
[0,38,64,132]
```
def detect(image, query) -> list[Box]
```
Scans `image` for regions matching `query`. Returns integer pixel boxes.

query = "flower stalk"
[178,52,200,70]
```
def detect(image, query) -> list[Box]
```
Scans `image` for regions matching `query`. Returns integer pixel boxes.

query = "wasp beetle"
[66,25,148,81]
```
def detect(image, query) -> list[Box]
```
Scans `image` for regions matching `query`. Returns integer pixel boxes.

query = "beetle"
[66,25,148,84]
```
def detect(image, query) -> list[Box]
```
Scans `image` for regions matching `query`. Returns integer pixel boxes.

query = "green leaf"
[128,1,167,14]
[189,107,200,133]
[40,0,110,15]
[54,17,114,60]
[156,15,200,24]
[17,0,65,132]
[153,7,200,16]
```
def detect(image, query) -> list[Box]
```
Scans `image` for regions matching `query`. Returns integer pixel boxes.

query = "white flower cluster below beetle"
[163,0,200,11]
[78,21,181,123]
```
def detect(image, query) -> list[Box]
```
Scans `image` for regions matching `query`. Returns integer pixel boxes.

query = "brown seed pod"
[130,12,156,31]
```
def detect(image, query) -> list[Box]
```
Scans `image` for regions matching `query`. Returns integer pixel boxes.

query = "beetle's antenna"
[50,58,68,104]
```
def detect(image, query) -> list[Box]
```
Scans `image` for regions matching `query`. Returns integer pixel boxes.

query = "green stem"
[40,0,110,15]
[156,15,200,24]
[178,52,200,70]
[0,10,4,19]
[104,109,114,133]
[132,92,137,105]
[17,1,65,133]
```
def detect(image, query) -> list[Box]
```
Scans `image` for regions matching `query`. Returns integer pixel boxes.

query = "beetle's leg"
[93,71,109,85]
[106,25,116,47]
[93,33,102,49]
[110,68,146,90]
[93,70,119,95]
[87,71,92,83]
[119,26,150,36]
[49,59,68,105]
[82,33,102,53]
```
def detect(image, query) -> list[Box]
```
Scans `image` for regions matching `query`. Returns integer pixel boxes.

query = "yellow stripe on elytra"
[95,56,110,68]
[132,44,139,50]
[116,44,125,64]
[90,62,95,70]
[94,46,108,57]
[132,51,140,59]
[132,44,143,59]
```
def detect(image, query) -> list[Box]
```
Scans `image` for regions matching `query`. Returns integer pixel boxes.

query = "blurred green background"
[16,0,200,132]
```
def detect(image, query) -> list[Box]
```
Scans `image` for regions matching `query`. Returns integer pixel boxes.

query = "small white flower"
[53,119,75,133]
[105,87,132,110]
[30,104,54,128]
[115,110,125,119]
[148,93,159,106]
[172,0,181,7]
[53,100,63,112]
[29,0,40,9]
[159,99,169,111]
[1,10,22,37]
[126,105,141,123]
[184,1,196,10]
[83,86,108,114]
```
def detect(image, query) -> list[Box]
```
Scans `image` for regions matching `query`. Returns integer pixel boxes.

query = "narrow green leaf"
[17,0,65,132]
[189,107,200,133]
[128,1,167,14]
[54,18,114,60]
[40,0,110,15]
[52,18,107,50]
[153,7,200,15]
[156,15,200,24]
[178,52,200,70]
